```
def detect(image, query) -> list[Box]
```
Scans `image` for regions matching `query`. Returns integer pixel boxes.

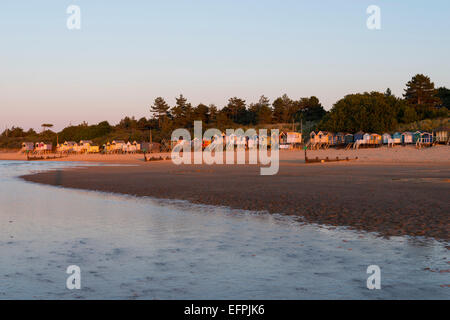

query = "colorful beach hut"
[78,140,93,153]
[317,131,333,144]
[21,142,34,153]
[433,126,449,144]
[418,132,433,144]
[363,133,371,144]
[344,133,354,144]
[111,140,126,153]
[333,133,345,145]
[286,132,302,144]
[392,132,402,144]
[370,133,382,145]
[88,145,100,153]
[309,131,318,144]
[401,132,414,144]
[132,141,141,152]
[35,142,52,153]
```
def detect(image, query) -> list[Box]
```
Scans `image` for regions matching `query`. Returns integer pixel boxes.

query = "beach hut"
[225,133,237,147]
[56,143,64,152]
[279,132,287,144]
[286,132,302,144]
[354,131,365,142]
[259,134,269,148]
[392,132,402,144]
[382,133,391,144]
[78,140,93,153]
[279,132,290,149]
[21,142,34,153]
[280,132,302,148]
[317,131,333,144]
[363,133,371,145]
[60,141,77,153]
[370,133,382,145]
[123,142,132,153]
[235,136,247,149]
[418,132,433,144]
[88,145,100,153]
[309,131,318,144]
[344,133,354,144]
[433,126,449,144]
[103,142,113,153]
[111,140,126,153]
[247,134,258,150]
[35,142,52,153]
[401,132,414,144]
[132,141,141,152]
[333,133,345,145]
[329,133,338,145]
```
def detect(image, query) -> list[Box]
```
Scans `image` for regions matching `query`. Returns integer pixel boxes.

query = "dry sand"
[1,145,450,164]
[8,146,449,241]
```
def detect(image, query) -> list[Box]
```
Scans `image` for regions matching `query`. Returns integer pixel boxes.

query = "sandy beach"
[5,146,448,241]
[1,144,450,164]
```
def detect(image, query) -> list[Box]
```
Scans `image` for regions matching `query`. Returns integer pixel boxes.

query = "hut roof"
[434,126,449,132]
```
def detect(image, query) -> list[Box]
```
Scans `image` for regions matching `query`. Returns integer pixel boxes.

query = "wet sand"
[19,148,450,241]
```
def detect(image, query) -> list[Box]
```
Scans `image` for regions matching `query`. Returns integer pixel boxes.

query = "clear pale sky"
[1,0,449,131]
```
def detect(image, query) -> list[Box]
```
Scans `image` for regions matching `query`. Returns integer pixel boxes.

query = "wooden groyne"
[305,156,358,164]
[27,154,68,161]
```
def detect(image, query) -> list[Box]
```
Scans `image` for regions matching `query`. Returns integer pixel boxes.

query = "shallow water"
[0,160,448,299]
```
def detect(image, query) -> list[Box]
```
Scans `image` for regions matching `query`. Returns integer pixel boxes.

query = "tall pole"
[150,130,153,153]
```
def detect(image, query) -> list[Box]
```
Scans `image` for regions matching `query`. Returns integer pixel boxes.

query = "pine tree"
[403,74,440,107]
[172,94,193,127]
[150,97,170,127]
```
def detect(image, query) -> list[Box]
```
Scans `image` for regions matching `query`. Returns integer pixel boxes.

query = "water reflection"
[0,161,448,299]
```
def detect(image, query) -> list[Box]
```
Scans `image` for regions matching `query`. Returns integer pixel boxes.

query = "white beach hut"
[382,133,391,144]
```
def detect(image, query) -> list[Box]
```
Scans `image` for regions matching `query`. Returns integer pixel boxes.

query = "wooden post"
[149,130,153,153]
[304,145,307,163]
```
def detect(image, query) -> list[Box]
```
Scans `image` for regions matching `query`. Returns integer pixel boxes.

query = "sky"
[1,0,449,131]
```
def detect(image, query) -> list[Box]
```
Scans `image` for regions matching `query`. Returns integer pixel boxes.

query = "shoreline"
[13,147,450,242]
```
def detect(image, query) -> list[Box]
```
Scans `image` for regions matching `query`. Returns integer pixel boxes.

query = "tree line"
[1,74,448,149]
[319,74,449,133]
